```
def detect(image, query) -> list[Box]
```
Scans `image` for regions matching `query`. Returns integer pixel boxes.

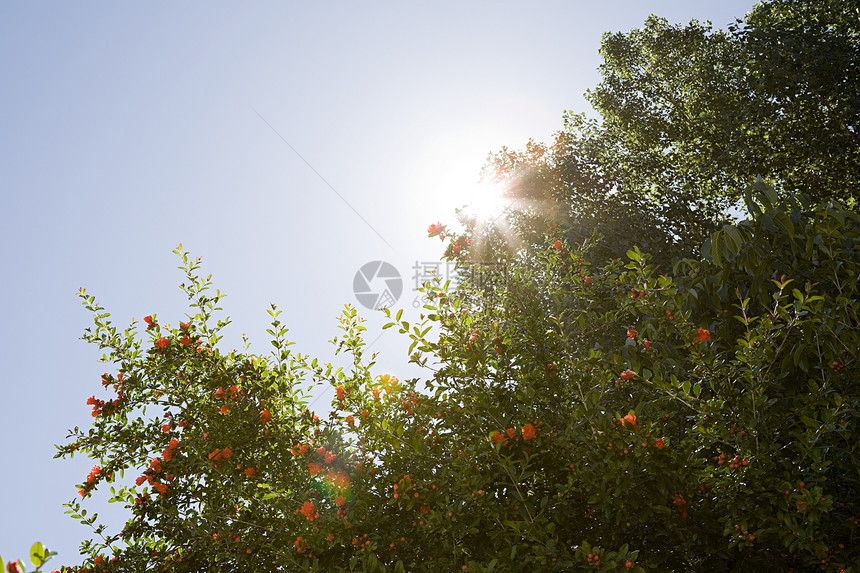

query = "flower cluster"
[86,394,123,418]
[693,328,711,344]
[427,222,445,238]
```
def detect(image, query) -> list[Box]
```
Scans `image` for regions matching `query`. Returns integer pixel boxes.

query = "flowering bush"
[53,186,860,572]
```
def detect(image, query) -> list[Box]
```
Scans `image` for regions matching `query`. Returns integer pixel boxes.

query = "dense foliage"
[486,0,859,263]
[54,185,859,571]
[18,0,858,571]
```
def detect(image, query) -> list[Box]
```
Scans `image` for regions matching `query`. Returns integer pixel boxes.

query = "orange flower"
[336,386,345,401]
[154,483,168,495]
[491,431,505,444]
[553,240,562,250]
[260,409,272,425]
[180,335,192,346]
[324,451,337,464]
[506,428,516,439]
[627,328,637,339]
[622,414,638,431]
[221,447,233,460]
[308,463,320,475]
[345,415,355,426]
[245,467,256,476]
[620,369,636,381]
[155,337,169,349]
[522,423,537,440]
[334,495,346,507]
[427,222,444,237]
[298,501,318,521]
[694,328,711,344]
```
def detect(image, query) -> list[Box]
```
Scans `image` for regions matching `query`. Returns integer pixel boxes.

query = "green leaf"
[30,542,46,566]
[722,224,743,253]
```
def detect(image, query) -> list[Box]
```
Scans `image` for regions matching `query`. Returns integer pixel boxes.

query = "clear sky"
[0,1,758,563]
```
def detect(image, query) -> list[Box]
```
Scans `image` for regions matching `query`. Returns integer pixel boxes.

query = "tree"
[486,0,860,264]
[55,186,859,572]
[54,1,860,570]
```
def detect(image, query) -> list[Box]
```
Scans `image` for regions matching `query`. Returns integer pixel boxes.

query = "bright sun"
[461,180,512,222]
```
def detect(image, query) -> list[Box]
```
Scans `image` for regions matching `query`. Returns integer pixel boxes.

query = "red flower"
[427,222,444,237]
[86,465,101,483]
[553,240,562,250]
[260,409,272,425]
[298,501,318,521]
[622,414,638,430]
[620,369,636,381]
[522,423,537,440]
[336,386,345,401]
[491,431,505,444]
[144,315,153,325]
[654,438,665,449]
[627,327,637,339]
[245,467,257,476]
[584,276,593,285]
[308,463,321,475]
[506,428,516,439]
[345,415,355,426]
[180,336,192,346]
[694,328,711,344]
[334,495,346,507]
[154,483,168,495]
[324,451,337,464]
[155,337,169,349]
[643,339,651,350]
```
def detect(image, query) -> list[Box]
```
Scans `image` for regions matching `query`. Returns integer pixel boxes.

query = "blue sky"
[0,1,758,564]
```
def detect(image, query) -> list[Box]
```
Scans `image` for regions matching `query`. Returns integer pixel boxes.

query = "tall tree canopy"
[488,0,859,263]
